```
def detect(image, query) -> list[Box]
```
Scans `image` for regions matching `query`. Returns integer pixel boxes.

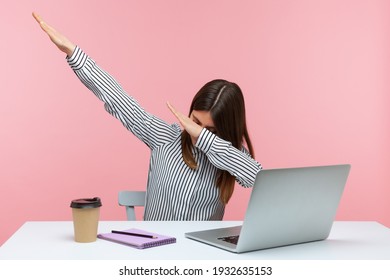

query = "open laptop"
[185,164,351,253]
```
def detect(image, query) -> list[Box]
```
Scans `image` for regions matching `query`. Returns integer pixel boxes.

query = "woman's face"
[190,110,216,142]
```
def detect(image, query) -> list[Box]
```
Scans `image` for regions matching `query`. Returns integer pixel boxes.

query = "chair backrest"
[118,191,146,221]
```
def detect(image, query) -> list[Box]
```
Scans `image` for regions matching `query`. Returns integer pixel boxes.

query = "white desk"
[0,221,389,260]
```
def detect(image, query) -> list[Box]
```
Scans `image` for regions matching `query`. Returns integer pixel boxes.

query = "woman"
[33,12,262,220]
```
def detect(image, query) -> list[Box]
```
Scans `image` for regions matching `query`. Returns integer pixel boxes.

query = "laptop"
[185,164,351,253]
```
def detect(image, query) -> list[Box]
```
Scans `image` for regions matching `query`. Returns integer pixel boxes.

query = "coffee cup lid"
[70,197,102,209]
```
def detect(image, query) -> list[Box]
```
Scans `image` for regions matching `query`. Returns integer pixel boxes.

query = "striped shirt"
[67,46,262,220]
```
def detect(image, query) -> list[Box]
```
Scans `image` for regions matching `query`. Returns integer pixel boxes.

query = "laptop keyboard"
[218,235,240,245]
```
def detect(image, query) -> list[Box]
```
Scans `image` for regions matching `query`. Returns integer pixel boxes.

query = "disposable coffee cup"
[70,197,102,243]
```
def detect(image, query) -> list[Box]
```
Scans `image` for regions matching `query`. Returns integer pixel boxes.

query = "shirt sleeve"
[66,46,181,149]
[195,128,262,188]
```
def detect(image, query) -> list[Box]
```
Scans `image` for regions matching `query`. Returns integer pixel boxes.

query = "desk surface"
[0,221,389,260]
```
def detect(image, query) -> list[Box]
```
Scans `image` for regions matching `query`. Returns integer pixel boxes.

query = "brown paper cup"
[70,197,102,243]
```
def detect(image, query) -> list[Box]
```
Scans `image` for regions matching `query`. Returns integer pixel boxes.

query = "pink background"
[1,0,389,245]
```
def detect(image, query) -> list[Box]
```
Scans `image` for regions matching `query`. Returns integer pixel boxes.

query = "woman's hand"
[32,12,76,56]
[167,102,202,144]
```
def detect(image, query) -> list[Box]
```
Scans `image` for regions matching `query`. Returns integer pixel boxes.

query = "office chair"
[118,191,146,221]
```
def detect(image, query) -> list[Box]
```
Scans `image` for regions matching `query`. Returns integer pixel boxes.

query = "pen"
[111,230,157,239]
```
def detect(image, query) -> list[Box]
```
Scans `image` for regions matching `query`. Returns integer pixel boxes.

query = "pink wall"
[1,0,389,245]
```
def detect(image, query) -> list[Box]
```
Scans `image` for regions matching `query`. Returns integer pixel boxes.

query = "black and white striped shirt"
[67,46,262,220]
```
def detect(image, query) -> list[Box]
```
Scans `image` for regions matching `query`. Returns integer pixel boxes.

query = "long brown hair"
[182,79,254,204]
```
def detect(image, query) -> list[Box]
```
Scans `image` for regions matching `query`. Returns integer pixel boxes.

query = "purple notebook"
[97,228,176,249]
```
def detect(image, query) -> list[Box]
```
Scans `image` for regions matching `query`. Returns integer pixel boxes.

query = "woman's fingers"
[32,12,42,24]
[167,102,188,128]
[167,102,183,123]
[32,12,49,33]
[167,102,202,141]
[33,12,57,38]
